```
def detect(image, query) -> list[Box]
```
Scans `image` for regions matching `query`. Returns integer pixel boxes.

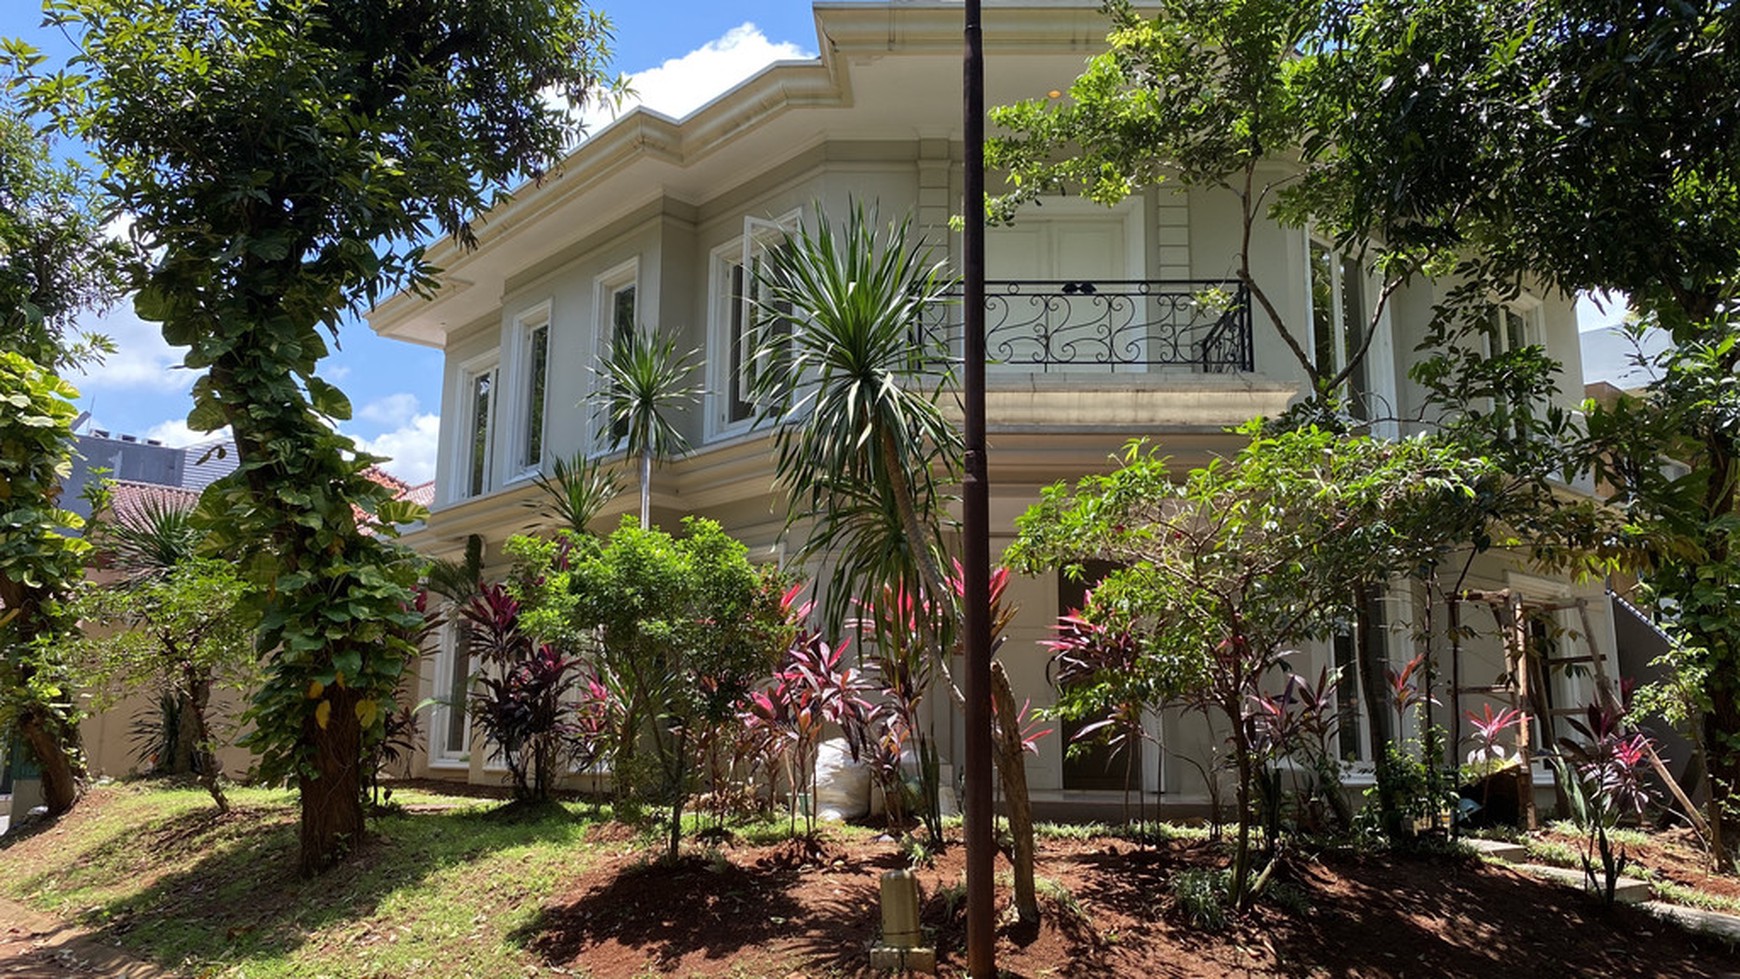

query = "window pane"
[1505,308,1528,353]
[524,325,548,469]
[1309,242,1336,373]
[610,285,636,444]
[728,262,752,423]
[444,625,471,754]
[1339,256,1369,419]
[1333,630,1363,762]
[468,371,492,497]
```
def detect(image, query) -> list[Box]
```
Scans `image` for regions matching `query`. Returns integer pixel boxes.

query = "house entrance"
[1056,561,1142,791]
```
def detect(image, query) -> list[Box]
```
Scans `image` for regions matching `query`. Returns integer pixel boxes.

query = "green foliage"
[1357,738,1452,839]
[0,108,129,369]
[511,517,790,858]
[13,0,621,871]
[69,489,256,810]
[752,202,961,630]
[0,351,90,806]
[525,452,621,538]
[1171,868,1230,931]
[597,330,699,528]
[1009,422,1482,907]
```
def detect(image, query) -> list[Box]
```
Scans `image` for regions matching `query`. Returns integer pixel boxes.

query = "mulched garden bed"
[518,830,1740,978]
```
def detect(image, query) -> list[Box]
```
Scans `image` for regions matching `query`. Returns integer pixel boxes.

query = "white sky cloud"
[356,391,422,428]
[575,23,813,137]
[145,418,230,448]
[67,298,194,394]
[348,408,441,483]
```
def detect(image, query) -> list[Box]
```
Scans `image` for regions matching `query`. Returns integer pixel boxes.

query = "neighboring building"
[61,429,240,523]
[369,0,1618,816]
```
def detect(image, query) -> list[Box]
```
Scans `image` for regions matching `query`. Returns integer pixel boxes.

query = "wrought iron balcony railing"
[923,279,1253,374]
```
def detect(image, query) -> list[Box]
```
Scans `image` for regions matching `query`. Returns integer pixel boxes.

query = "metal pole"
[961,0,995,975]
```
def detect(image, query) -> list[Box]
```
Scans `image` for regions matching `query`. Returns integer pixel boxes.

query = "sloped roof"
[108,479,200,525]
[402,481,436,508]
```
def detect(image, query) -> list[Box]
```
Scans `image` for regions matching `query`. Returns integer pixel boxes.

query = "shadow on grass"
[13,792,594,973]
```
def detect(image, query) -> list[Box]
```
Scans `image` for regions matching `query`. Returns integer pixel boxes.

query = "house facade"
[369,0,1616,815]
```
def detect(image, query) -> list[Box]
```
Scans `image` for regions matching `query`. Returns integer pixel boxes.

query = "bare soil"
[0,896,171,979]
[518,832,1740,978]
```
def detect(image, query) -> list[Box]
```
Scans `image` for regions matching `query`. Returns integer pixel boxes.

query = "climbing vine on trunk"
[15,0,621,874]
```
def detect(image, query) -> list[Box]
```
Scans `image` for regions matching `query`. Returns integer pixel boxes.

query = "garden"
[8,0,1740,977]
[4,779,1739,978]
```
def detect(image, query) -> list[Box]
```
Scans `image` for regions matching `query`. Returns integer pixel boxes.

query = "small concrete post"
[871,868,935,973]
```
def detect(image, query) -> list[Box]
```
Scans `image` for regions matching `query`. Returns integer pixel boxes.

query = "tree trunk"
[171,690,199,775]
[17,712,80,815]
[298,685,366,877]
[1704,682,1739,866]
[1231,728,1254,908]
[990,661,1039,926]
[188,673,228,813]
[639,448,652,529]
[1355,584,1401,836]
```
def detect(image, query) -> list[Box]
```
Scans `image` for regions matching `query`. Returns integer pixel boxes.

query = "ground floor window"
[432,622,473,765]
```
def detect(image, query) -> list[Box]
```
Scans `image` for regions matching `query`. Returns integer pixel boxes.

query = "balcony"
[925,280,1253,374]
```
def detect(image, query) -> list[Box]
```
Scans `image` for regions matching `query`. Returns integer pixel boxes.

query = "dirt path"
[0,897,176,978]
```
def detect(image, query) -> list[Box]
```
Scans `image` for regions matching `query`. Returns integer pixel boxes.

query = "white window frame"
[1305,234,1397,428]
[707,210,802,441]
[429,620,474,768]
[592,258,642,457]
[508,301,553,481]
[451,351,500,503]
[1482,294,1548,431]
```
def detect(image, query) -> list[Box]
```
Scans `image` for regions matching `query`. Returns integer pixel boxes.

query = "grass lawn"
[5,781,1740,978]
[4,780,605,977]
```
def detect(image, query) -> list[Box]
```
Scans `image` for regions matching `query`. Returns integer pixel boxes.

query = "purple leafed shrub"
[741,629,870,837]
[1553,701,1657,906]
[461,585,582,801]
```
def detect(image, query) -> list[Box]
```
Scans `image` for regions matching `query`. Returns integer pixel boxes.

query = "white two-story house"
[369,0,1616,817]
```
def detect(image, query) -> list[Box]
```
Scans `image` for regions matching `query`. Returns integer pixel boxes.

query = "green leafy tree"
[0,108,128,817]
[597,330,699,529]
[504,521,789,859]
[985,0,1439,410]
[1314,0,1740,855]
[69,555,256,812]
[1007,424,1481,907]
[0,352,88,815]
[14,0,620,873]
[535,517,788,859]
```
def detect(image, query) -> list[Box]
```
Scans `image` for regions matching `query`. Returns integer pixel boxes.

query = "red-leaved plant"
[1552,701,1656,906]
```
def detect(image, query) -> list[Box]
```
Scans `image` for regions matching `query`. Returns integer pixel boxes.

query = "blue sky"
[0,1,820,483]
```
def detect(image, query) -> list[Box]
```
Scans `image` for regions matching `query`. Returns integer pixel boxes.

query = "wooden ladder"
[1452,589,1707,838]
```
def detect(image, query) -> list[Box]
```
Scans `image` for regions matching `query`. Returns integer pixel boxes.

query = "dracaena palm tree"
[102,494,201,578]
[596,329,699,529]
[750,203,962,631]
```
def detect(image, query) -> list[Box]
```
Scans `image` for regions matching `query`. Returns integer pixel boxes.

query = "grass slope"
[3,782,602,977]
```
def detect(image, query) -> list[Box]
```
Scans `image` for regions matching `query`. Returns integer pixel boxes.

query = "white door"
[985,208,1141,372]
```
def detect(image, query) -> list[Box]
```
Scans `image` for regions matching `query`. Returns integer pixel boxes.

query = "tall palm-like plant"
[751,203,961,629]
[596,330,700,528]
[525,451,621,537]
[103,495,201,579]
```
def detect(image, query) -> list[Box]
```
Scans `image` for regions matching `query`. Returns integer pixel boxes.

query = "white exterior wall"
[375,2,1605,803]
